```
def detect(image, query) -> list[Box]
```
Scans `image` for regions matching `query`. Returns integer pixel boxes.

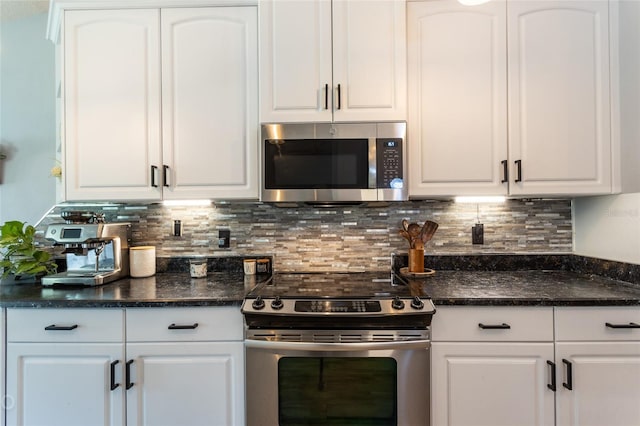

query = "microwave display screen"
[264,139,370,189]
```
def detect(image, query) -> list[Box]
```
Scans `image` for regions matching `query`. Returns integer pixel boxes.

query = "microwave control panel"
[376,138,403,189]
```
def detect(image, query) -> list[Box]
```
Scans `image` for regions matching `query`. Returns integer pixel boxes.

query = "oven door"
[245,339,430,426]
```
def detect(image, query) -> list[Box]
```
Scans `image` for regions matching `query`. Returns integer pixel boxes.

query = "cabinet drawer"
[555,306,640,341]
[431,306,554,342]
[126,306,243,342]
[7,308,124,343]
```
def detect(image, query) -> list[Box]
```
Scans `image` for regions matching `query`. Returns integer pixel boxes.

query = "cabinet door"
[64,9,162,201]
[161,7,259,200]
[432,342,555,426]
[259,0,333,123]
[507,0,611,196]
[126,342,244,426]
[407,0,508,197]
[555,342,640,426]
[6,343,124,426]
[332,0,407,122]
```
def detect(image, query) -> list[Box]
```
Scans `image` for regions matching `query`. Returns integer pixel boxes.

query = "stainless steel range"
[242,272,435,426]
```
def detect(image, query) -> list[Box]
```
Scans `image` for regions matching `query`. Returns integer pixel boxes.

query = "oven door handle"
[244,339,430,351]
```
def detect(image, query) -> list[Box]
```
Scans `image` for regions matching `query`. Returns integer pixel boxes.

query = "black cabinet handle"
[514,160,522,183]
[126,360,134,390]
[501,160,509,183]
[606,322,640,329]
[336,84,341,110]
[168,323,199,330]
[547,360,556,392]
[44,324,78,331]
[151,165,158,188]
[562,359,573,390]
[110,360,120,391]
[324,83,329,110]
[478,323,511,329]
[162,165,170,187]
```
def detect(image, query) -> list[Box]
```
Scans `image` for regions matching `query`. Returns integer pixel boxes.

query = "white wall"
[574,193,640,265]
[0,8,56,225]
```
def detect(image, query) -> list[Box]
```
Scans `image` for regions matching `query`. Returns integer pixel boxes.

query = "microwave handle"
[244,339,430,352]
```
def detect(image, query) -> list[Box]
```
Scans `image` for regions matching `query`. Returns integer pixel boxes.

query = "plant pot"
[0,273,39,286]
[408,248,425,273]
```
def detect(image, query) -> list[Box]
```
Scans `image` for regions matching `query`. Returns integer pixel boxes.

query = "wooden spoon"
[420,220,439,245]
[407,223,422,249]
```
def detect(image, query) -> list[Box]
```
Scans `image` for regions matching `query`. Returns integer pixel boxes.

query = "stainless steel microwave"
[261,122,406,204]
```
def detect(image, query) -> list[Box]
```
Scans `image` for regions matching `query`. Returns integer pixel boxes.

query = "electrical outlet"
[472,223,484,245]
[172,220,183,237]
[218,229,230,248]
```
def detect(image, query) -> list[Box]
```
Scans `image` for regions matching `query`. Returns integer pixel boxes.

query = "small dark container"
[256,258,271,275]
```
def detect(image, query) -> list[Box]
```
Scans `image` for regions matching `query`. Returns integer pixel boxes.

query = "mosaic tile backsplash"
[37,199,572,272]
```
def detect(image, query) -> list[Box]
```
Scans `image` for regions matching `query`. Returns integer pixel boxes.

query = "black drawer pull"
[478,323,511,330]
[606,322,640,329]
[324,83,329,110]
[162,165,170,187]
[514,159,522,182]
[547,360,556,392]
[151,165,158,187]
[110,360,120,391]
[501,160,509,183]
[168,323,199,330]
[562,359,573,390]
[126,360,134,390]
[45,324,78,331]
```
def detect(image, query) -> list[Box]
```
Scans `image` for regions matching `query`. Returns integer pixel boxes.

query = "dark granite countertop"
[0,255,638,308]
[0,272,268,308]
[404,270,640,306]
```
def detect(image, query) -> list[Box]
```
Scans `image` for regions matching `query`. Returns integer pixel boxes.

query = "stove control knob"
[411,296,425,310]
[391,296,405,310]
[251,296,265,310]
[271,296,284,310]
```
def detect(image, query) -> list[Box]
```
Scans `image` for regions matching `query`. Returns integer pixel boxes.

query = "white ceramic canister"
[129,246,156,278]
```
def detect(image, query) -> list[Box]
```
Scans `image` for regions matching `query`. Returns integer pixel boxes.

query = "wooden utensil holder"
[408,248,425,273]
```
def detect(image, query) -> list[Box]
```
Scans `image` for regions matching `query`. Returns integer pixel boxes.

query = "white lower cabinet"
[431,306,555,426]
[5,306,244,426]
[431,305,640,426]
[554,307,640,426]
[125,307,245,426]
[5,309,125,426]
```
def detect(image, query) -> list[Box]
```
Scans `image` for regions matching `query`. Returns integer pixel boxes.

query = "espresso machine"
[42,219,131,286]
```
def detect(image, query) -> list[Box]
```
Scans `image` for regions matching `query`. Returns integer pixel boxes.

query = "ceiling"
[0,1,49,22]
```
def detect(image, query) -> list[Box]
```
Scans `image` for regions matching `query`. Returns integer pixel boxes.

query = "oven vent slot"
[251,333,277,341]
[313,334,339,343]
[279,334,303,342]
[398,333,427,341]
[339,334,364,343]
[371,334,395,342]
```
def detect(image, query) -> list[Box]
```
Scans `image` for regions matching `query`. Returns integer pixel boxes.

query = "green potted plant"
[0,221,57,284]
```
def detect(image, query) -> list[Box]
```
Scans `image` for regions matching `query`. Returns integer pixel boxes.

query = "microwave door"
[263,138,378,203]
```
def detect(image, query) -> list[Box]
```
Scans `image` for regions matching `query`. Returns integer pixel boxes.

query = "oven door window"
[264,139,370,189]
[278,357,397,426]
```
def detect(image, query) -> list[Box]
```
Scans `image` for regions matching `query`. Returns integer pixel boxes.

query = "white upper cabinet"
[62,6,258,202]
[161,7,258,200]
[408,0,508,197]
[507,0,611,196]
[64,9,162,201]
[408,0,613,198]
[259,0,406,123]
